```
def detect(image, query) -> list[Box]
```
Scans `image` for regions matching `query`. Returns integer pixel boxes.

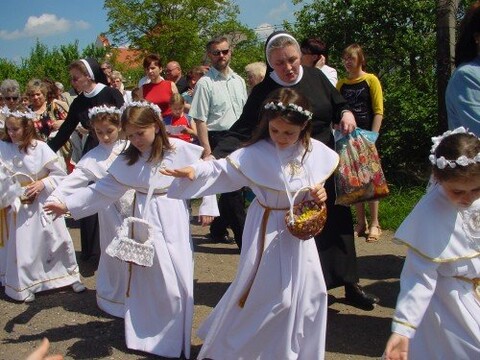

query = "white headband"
[1,106,36,120]
[80,59,95,80]
[88,105,122,119]
[429,126,480,169]
[265,33,299,67]
[120,101,162,118]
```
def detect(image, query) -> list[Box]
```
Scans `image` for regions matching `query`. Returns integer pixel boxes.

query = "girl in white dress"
[45,101,218,359]
[383,127,480,359]
[163,88,339,360]
[47,105,129,318]
[0,105,84,303]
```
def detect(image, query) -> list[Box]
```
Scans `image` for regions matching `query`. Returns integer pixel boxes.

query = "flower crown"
[1,106,37,120]
[264,101,313,120]
[88,105,122,119]
[429,126,480,169]
[120,101,162,118]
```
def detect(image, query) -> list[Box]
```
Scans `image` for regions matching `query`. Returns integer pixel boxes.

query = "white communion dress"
[0,140,80,301]
[49,140,130,318]
[168,139,339,360]
[392,184,480,358]
[64,138,218,359]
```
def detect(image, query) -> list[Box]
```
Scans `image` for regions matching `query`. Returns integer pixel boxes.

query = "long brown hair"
[246,88,312,160]
[3,105,41,153]
[121,104,172,165]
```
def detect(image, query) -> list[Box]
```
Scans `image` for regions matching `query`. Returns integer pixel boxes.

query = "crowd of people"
[1,2,480,358]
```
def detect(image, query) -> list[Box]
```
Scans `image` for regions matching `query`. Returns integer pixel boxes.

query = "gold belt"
[454,276,480,300]
[238,199,288,308]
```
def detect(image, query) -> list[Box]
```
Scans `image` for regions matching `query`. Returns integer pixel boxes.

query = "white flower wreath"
[429,126,480,169]
[87,105,122,119]
[264,101,313,120]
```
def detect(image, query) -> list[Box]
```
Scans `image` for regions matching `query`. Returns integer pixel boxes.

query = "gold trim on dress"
[393,238,480,263]
[392,318,417,330]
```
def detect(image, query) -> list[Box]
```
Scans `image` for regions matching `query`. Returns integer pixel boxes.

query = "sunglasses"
[4,96,18,101]
[210,49,230,56]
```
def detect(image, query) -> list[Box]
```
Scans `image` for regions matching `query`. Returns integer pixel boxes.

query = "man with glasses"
[165,61,189,93]
[190,36,248,248]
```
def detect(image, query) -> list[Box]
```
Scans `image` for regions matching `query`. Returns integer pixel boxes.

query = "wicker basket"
[285,200,327,240]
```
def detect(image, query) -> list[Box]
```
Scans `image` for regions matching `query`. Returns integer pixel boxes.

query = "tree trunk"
[436,0,459,132]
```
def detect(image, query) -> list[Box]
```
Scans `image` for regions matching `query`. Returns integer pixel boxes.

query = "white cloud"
[254,23,275,40]
[267,2,289,22]
[0,14,90,40]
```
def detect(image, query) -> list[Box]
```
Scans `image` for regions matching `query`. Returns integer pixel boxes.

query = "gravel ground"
[0,217,406,360]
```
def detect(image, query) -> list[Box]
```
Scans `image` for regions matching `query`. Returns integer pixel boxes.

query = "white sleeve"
[168,158,249,199]
[198,195,219,217]
[41,158,67,194]
[391,249,439,338]
[65,173,128,220]
[48,167,96,203]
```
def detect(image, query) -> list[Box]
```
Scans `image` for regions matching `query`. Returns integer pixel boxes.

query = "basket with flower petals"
[285,187,327,240]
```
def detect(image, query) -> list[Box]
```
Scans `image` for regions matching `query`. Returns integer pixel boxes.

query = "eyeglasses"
[210,49,230,56]
[4,96,18,101]
[101,67,110,71]
[165,67,179,74]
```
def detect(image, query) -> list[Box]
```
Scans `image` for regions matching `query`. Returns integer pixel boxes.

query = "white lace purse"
[106,216,155,267]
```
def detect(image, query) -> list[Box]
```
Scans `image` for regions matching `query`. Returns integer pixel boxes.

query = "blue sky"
[0,0,300,63]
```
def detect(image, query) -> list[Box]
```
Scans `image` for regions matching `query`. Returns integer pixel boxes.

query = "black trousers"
[315,174,359,289]
[208,131,246,249]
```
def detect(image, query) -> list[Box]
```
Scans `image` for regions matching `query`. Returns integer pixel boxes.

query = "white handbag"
[106,216,154,267]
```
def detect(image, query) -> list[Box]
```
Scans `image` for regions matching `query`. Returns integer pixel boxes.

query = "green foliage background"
[0,0,475,188]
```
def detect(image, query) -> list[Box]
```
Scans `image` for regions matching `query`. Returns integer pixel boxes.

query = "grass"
[376,184,427,231]
[195,184,427,233]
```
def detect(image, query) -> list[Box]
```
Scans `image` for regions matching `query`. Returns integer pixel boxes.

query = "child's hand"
[43,202,68,220]
[160,166,195,180]
[383,333,409,360]
[310,184,327,203]
[25,180,45,198]
[198,215,214,227]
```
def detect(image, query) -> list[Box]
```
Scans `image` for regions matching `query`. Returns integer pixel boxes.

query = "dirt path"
[0,220,405,359]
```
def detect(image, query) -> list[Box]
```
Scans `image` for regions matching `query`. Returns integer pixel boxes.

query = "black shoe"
[209,234,235,244]
[344,283,379,310]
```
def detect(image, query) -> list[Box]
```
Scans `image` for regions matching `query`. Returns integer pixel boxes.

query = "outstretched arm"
[160,166,195,180]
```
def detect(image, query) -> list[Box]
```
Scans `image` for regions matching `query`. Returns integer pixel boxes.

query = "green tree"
[292,0,439,182]
[103,0,260,73]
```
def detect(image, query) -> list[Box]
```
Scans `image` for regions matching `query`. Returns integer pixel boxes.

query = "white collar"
[84,83,106,98]
[269,66,304,86]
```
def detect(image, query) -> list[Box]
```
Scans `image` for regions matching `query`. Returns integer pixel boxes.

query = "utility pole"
[436,0,459,132]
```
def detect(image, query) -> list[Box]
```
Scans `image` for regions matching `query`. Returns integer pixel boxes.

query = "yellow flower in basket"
[285,186,327,240]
